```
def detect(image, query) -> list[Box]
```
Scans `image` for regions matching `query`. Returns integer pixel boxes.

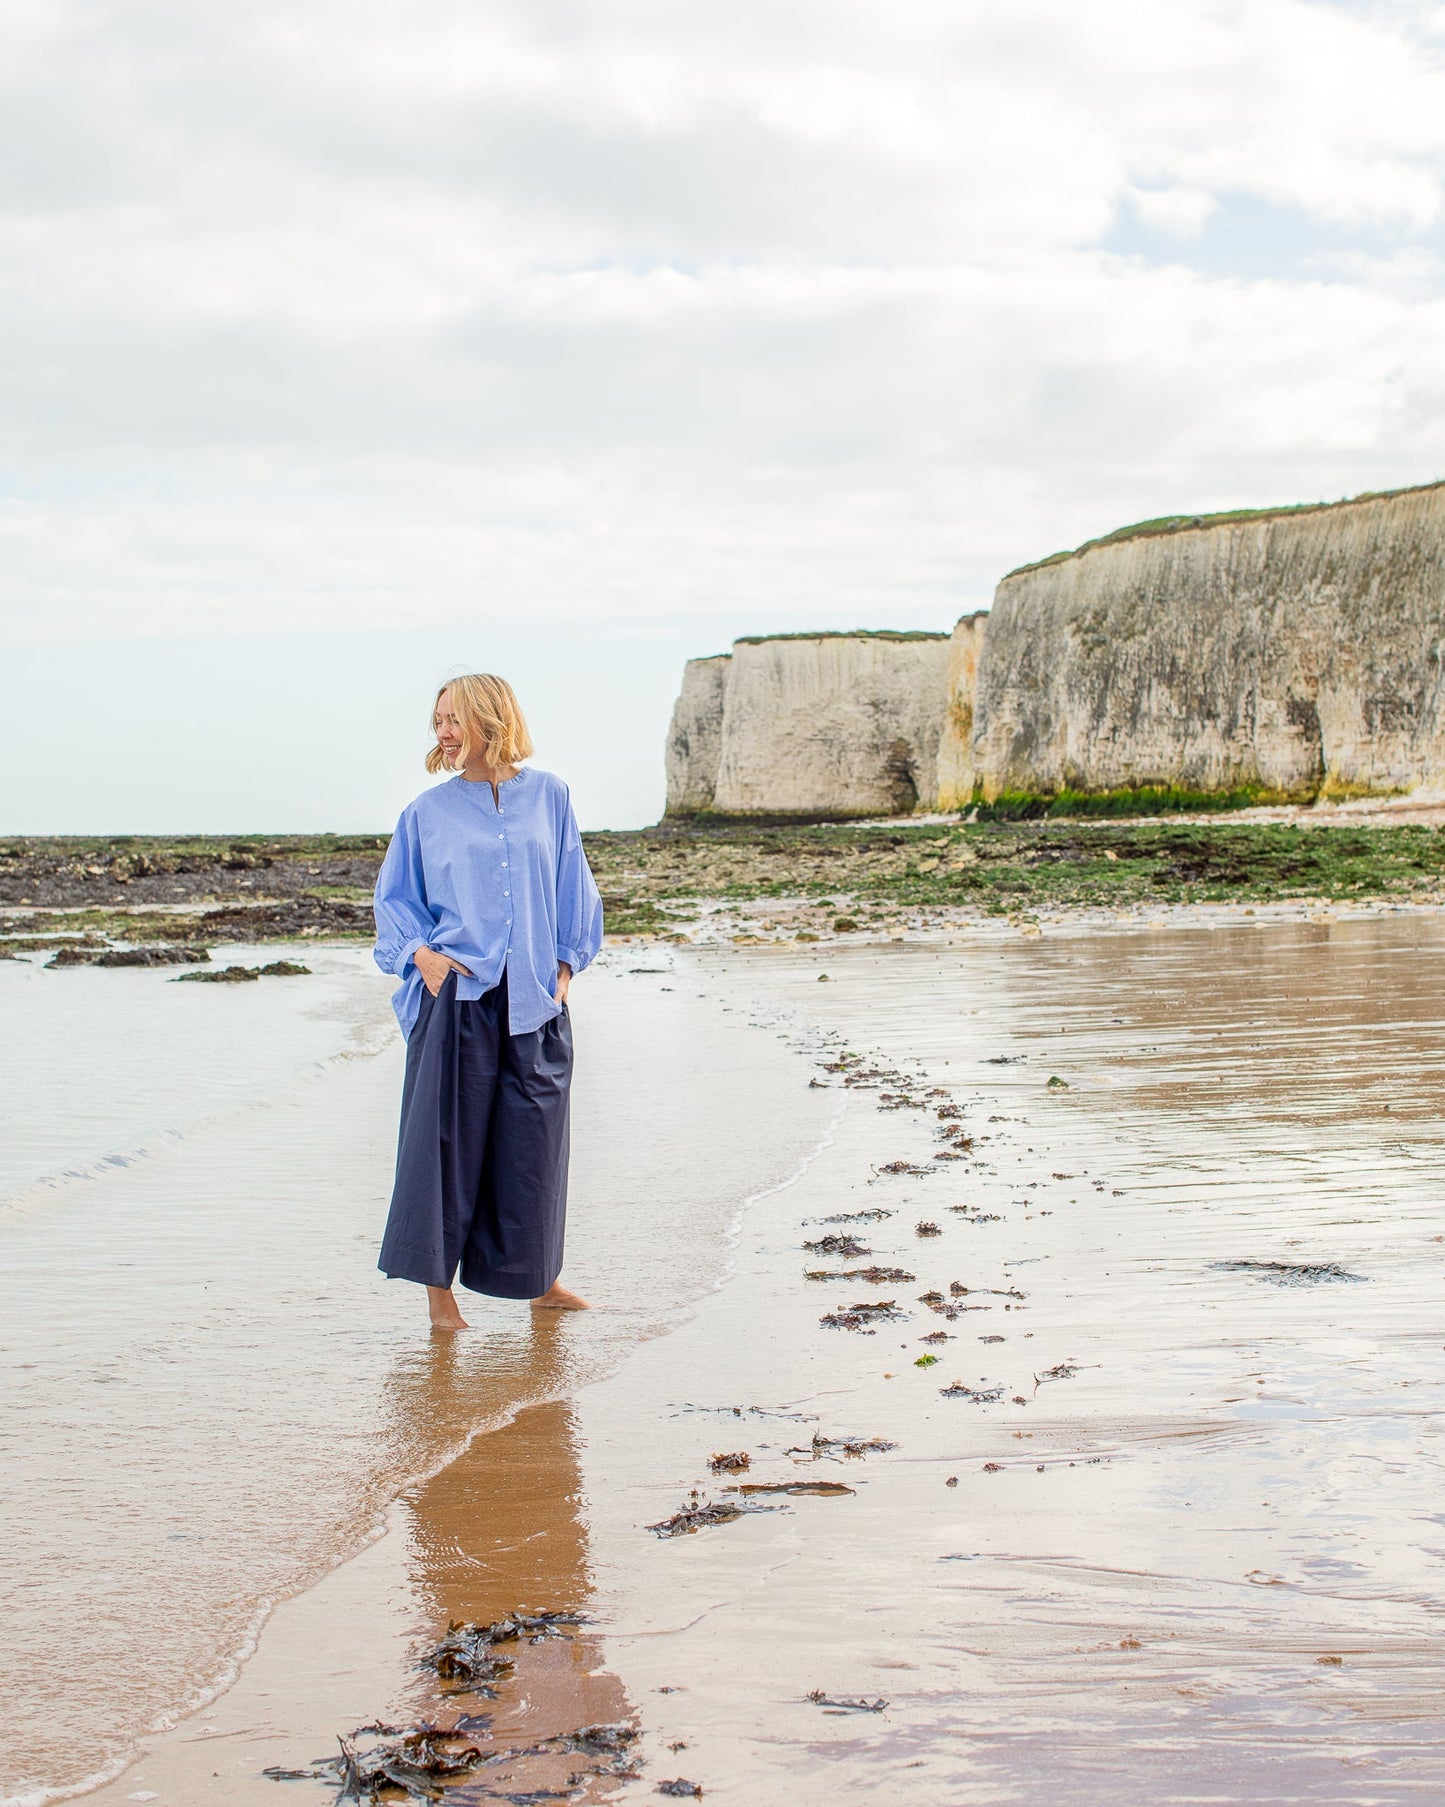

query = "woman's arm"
[373,811,439,981]
[554,789,603,993]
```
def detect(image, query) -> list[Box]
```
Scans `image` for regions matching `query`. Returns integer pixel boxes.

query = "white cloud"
[3,0,1445,659]
[1127,187,1219,236]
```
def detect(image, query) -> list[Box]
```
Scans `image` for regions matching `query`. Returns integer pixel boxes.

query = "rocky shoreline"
[6,814,1445,961]
[0,835,379,953]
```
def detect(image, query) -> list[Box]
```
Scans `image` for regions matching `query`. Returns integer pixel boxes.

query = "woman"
[373,673,603,1328]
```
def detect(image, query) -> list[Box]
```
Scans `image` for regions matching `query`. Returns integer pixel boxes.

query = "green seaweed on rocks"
[45,943,209,969]
[11,814,1445,953]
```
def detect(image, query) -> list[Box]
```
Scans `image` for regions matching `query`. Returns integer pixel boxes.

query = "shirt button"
[503,890,510,896]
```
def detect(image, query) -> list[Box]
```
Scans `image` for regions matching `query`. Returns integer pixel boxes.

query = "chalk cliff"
[935,612,988,810]
[664,481,1445,818]
[664,631,951,818]
[664,654,729,813]
[974,481,1445,800]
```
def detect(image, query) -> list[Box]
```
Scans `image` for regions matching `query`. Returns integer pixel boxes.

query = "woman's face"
[434,691,464,767]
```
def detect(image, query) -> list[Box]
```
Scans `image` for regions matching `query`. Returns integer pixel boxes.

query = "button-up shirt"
[373,767,604,1038]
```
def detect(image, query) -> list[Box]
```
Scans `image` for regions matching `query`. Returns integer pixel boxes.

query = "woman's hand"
[554,961,572,1005]
[414,946,471,997]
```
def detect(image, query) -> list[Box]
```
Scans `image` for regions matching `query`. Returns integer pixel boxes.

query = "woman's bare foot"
[427,1284,469,1329]
[532,1280,590,1311]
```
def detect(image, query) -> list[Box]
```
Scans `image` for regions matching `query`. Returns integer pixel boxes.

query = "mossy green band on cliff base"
[972,784,1307,821]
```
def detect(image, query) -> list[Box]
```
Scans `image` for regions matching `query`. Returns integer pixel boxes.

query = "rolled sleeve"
[394,935,429,978]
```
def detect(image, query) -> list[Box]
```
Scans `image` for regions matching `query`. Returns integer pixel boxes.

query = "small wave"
[0,1032,395,1219]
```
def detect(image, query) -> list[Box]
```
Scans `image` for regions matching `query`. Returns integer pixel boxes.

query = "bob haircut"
[426,673,535,774]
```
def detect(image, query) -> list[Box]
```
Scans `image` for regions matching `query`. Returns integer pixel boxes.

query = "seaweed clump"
[708,1451,750,1474]
[805,1690,887,1713]
[1210,1259,1365,1286]
[646,1489,783,1538]
[264,1722,487,1802]
[803,1233,871,1258]
[263,1712,641,1802]
[820,1299,905,1332]
[426,1611,587,1693]
[786,1432,897,1459]
[805,1264,915,1284]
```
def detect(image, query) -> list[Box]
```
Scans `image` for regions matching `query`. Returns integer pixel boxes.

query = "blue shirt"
[373,767,604,1039]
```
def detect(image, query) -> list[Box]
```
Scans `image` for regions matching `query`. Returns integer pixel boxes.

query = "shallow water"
[0,947,388,1200]
[0,947,834,1805]
[12,913,1445,1805]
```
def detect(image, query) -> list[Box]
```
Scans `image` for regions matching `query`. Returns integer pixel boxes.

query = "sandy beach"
[7,910,1445,1804]
[11,0,1445,1796]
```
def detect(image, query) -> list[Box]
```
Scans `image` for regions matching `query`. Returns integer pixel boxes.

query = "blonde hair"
[426,673,535,774]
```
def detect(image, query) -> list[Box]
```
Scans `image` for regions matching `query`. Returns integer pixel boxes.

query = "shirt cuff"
[395,936,429,978]
[557,946,587,973]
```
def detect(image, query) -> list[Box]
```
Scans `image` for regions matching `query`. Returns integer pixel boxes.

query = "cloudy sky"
[5,0,1445,830]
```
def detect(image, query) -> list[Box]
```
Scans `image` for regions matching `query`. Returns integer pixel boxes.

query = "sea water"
[0,947,834,1805]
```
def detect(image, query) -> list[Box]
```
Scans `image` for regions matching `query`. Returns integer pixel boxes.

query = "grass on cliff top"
[730,628,950,645]
[7,821,1445,945]
[1009,477,1445,579]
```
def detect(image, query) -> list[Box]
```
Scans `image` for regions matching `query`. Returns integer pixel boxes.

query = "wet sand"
[0,948,834,1806]
[11,914,1445,1804]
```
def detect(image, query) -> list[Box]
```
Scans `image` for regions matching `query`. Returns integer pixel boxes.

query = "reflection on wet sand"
[25,957,832,1807]
[384,1321,633,1799]
[999,916,1445,1133]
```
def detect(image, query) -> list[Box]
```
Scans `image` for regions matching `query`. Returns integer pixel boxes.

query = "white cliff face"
[712,633,951,817]
[665,632,951,818]
[935,612,988,810]
[973,482,1445,800]
[664,654,730,814]
[663,483,1445,819]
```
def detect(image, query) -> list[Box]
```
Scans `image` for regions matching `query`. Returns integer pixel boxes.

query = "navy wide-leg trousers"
[378,968,573,1299]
